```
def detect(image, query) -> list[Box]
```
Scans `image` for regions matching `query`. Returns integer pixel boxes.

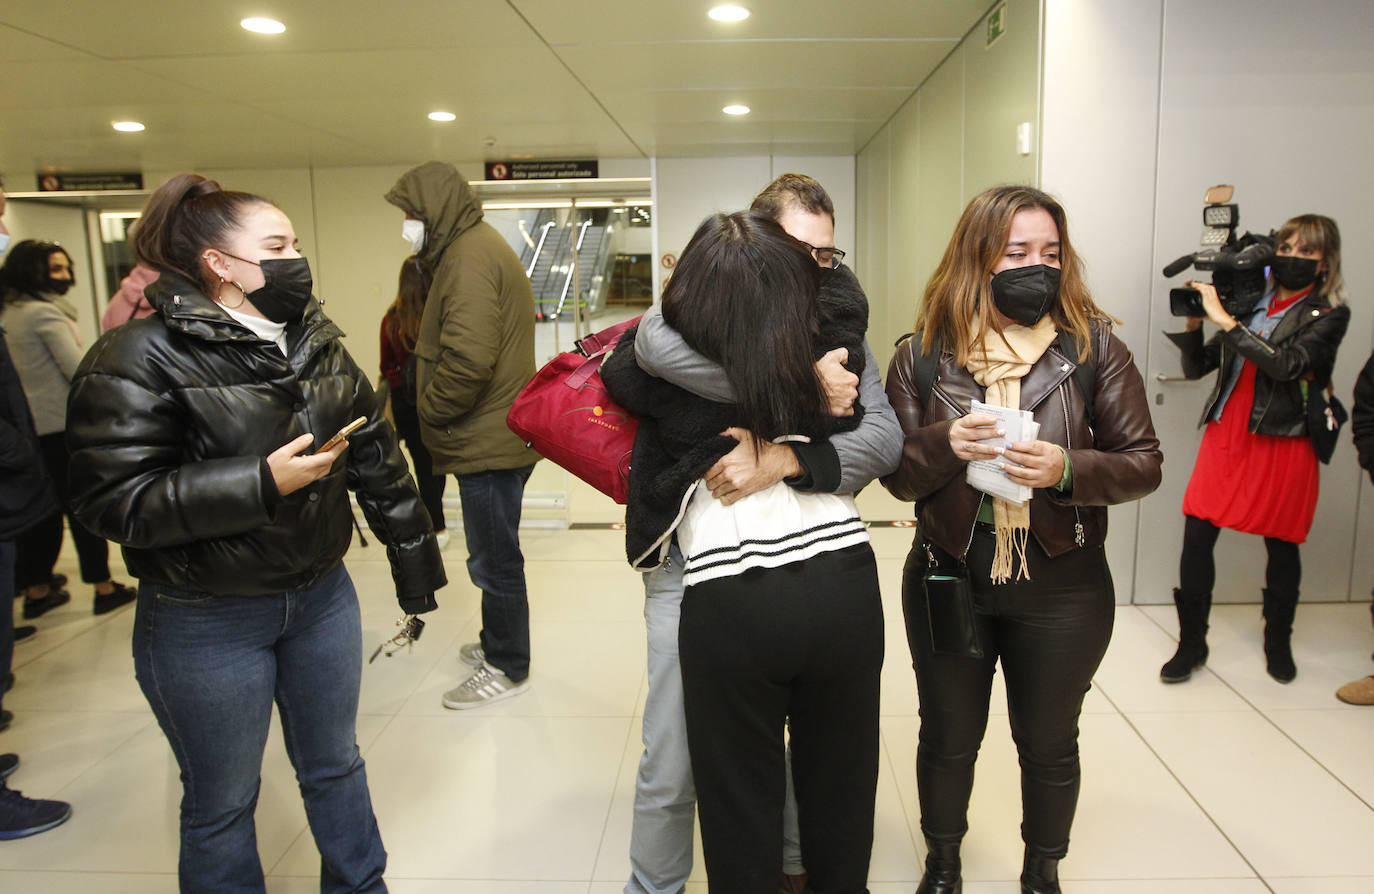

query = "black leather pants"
[903,528,1115,857]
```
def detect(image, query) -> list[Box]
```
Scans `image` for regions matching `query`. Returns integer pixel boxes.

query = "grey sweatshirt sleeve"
[633,303,737,403]
[832,340,903,493]
[634,306,902,495]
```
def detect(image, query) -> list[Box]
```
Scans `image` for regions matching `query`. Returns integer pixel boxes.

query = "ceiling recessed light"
[240,17,286,34]
[708,5,750,22]
[112,121,145,133]
[722,104,751,116]
[428,111,457,122]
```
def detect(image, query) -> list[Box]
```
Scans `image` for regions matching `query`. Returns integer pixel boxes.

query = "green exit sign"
[987,3,1007,47]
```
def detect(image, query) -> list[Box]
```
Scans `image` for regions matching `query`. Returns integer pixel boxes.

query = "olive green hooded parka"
[385,162,539,475]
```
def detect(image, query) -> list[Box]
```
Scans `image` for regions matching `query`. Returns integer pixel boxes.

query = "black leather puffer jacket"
[66,273,446,611]
[1167,290,1350,437]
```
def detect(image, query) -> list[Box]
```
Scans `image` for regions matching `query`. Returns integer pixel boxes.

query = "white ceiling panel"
[557,40,956,92]
[0,1,540,57]
[0,23,85,62]
[0,59,204,109]
[123,49,601,105]
[592,86,913,123]
[515,0,992,43]
[0,1,991,174]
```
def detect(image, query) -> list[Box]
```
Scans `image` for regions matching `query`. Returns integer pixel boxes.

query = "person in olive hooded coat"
[385,161,540,708]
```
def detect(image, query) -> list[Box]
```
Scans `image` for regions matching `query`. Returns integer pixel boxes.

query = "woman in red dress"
[1163,215,1349,684]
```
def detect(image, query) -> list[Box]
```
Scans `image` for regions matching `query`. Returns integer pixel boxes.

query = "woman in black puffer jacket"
[66,173,446,893]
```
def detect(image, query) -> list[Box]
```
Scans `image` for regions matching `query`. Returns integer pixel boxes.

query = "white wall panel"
[1041,0,1164,602]
[857,128,892,370]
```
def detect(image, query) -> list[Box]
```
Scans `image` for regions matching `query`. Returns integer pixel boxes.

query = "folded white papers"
[965,399,1040,504]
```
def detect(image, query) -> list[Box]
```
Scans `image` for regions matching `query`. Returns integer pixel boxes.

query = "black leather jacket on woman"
[66,273,446,611]
[1166,290,1350,437]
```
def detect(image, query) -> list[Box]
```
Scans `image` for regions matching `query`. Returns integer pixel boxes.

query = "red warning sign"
[489,163,510,180]
[661,253,677,269]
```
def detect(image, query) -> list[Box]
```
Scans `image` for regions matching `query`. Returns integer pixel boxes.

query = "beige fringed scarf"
[964,317,1058,583]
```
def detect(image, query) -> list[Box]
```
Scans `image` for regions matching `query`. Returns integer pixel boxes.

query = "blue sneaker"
[0,785,72,839]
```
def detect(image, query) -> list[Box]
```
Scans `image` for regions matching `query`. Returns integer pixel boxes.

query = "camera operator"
[1161,214,1349,685]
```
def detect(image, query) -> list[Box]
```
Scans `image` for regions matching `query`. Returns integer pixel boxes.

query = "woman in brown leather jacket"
[882,186,1161,894]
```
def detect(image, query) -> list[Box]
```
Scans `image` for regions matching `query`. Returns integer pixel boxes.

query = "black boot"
[915,837,962,894]
[1262,588,1298,683]
[1020,849,1061,894]
[1160,588,1211,683]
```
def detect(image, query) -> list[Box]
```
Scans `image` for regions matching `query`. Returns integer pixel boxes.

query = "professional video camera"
[1162,185,1274,318]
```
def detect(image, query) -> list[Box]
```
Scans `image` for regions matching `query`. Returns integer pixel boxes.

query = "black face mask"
[223,254,314,323]
[1270,255,1320,292]
[45,278,73,296]
[990,264,1060,327]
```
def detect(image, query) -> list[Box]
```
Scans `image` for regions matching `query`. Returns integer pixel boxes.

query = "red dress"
[1182,302,1319,544]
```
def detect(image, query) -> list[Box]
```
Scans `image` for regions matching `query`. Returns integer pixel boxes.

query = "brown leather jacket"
[881,322,1162,561]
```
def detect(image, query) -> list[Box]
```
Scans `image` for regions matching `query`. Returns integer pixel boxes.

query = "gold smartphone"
[318,416,367,452]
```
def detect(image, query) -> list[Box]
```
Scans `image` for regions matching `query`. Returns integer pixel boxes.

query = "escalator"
[532,210,619,322]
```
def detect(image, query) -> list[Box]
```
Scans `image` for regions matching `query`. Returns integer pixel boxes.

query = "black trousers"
[680,544,884,894]
[903,529,1115,857]
[1179,514,1301,597]
[14,431,110,590]
[391,394,447,532]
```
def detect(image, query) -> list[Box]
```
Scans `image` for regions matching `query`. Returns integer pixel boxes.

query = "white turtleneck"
[220,304,288,356]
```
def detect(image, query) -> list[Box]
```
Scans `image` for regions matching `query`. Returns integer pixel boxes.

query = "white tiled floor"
[4,480,1374,892]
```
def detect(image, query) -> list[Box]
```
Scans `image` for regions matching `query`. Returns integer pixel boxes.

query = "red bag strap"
[574,315,641,358]
[566,354,606,390]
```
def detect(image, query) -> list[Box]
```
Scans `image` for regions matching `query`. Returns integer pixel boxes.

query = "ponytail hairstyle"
[132,173,275,296]
[384,254,430,352]
[1275,214,1344,304]
[661,211,828,448]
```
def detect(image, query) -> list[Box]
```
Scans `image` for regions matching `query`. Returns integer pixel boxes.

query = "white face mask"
[402,219,425,253]
[0,232,10,256]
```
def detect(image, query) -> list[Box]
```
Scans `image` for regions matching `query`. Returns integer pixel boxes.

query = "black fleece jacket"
[602,265,869,569]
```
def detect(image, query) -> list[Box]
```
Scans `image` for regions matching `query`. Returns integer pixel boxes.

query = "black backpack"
[904,325,1099,430]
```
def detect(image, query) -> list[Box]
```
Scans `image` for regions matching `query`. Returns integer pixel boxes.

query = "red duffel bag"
[507,316,640,504]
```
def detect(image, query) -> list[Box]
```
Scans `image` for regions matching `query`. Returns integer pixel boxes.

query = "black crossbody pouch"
[923,543,983,658]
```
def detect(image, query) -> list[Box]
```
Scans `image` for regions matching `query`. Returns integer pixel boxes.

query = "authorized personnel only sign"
[484,160,599,180]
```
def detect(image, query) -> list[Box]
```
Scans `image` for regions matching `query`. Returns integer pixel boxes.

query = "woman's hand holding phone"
[267,416,364,496]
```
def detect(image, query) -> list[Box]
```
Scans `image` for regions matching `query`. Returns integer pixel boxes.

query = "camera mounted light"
[1203,203,1238,228]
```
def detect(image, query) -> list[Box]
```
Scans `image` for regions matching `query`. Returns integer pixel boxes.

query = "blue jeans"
[456,465,534,682]
[132,563,386,894]
[627,545,695,894]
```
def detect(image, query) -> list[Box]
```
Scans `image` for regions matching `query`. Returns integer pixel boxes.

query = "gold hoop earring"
[217,277,247,310]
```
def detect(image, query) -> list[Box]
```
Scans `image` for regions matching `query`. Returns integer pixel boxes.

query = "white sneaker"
[458,642,485,667]
[435,530,451,550]
[442,664,529,710]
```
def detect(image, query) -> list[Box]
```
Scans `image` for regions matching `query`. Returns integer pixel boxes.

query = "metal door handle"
[1155,373,1192,383]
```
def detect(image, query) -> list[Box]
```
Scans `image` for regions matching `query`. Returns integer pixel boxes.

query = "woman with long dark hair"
[883,186,1161,894]
[603,211,883,893]
[0,239,134,617]
[65,173,446,892]
[380,255,447,541]
[1161,214,1349,685]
